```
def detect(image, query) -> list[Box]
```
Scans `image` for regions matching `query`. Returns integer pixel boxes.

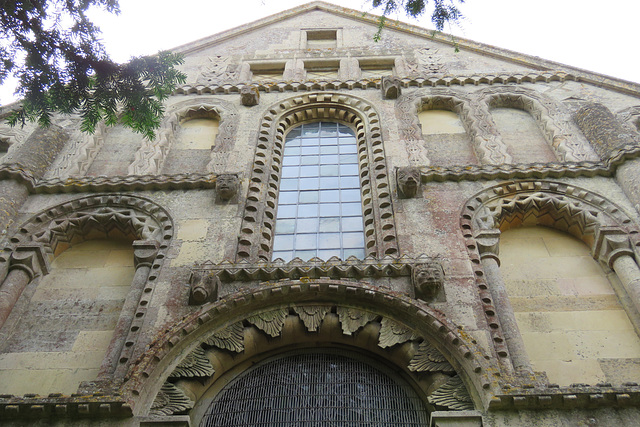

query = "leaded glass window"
[272,122,366,261]
[200,352,430,426]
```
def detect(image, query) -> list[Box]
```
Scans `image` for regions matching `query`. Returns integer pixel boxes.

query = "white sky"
[1,0,638,105]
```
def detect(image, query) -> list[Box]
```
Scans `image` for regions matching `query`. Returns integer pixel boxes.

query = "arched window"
[272,122,365,261]
[200,351,430,426]
[490,108,556,164]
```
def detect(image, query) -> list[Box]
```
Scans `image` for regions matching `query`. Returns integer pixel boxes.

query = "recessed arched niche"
[490,108,556,164]
[0,239,135,395]
[418,109,477,166]
[162,108,220,174]
[499,225,640,385]
[86,125,142,176]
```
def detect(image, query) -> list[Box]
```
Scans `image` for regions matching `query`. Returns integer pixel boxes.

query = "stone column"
[594,227,640,317]
[574,103,640,213]
[99,240,159,379]
[475,229,533,374]
[0,124,69,233]
[0,244,49,330]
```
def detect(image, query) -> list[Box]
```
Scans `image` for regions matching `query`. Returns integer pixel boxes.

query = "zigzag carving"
[174,71,578,95]
[194,254,427,283]
[396,89,511,165]
[479,86,599,162]
[11,194,173,254]
[129,98,238,175]
[51,122,106,179]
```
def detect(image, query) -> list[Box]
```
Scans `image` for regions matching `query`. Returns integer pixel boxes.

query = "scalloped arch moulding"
[236,92,399,261]
[396,86,599,168]
[460,180,640,371]
[124,279,492,420]
[2,194,175,381]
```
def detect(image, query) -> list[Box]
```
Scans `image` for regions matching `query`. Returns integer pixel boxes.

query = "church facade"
[1,2,640,425]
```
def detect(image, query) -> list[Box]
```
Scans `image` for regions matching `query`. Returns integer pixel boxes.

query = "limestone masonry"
[1,2,640,426]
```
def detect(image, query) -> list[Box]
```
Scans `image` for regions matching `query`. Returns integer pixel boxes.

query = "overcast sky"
[1,0,637,105]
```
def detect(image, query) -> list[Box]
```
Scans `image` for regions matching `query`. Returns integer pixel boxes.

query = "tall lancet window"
[272,122,365,261]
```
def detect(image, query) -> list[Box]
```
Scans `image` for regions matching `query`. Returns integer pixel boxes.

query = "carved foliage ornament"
[153,302,470,416]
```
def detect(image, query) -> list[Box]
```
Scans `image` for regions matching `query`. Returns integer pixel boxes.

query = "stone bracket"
[473,229,501,263]
[593,226,635,268]
[9,244,50,279]
[412,260,445,301]
[133,240,160,269]
[240,85,260,106]
[188,270,219,305]
[396,166,421,198]
[215,174,239,204]
[381,76,401,99]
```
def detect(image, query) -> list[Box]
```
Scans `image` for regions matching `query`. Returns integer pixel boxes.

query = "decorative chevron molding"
[174,71,579,95]
[192,254,431,283]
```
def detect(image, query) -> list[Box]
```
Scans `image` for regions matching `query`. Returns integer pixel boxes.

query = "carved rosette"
[204,322,244,353]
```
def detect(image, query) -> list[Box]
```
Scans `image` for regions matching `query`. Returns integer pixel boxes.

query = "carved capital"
[412,261,444,301]
[133,240,160,269]
[9,244,50,279]
[240,85,260,106]
[396,166,421,198]
[215,174,239,203]
[473,229,501,262]
[188,270,219,305]
[594,226,635,268]
[381,76,401,99]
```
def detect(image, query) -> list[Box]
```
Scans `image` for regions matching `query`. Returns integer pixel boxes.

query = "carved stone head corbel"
[381,76,401,99]
[240,85,260,106]
[215,174,239,204]
[188,270,220,305]
[412,260,445,301]
[396,167,421,198]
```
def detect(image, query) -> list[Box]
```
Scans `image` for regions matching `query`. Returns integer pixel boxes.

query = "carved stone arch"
[123,279,493,421]
[477,87,598,163]
[396,88,510,165]
[128,97,239,175]
[10,194,174,254]
[236,92,398,261]
[3,194,174,378]
[460,180,640,370]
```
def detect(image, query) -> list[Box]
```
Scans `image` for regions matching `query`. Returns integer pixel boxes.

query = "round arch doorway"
[200,349,430,426]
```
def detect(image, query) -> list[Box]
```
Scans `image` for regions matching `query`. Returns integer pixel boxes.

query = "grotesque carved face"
[397,167,421,198]
[217,174,238,201]
[412,262,444,300]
